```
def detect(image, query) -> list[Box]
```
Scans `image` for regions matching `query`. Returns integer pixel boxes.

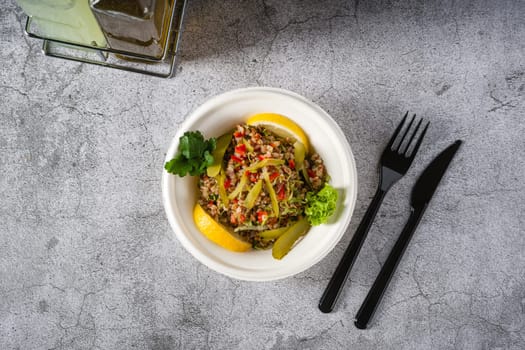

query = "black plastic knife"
[354,140,463,329]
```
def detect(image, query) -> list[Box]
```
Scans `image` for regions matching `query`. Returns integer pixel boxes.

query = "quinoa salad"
[198,123,327,249]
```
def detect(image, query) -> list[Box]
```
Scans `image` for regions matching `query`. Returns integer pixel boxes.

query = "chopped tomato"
[288,159,295,169]
[307,169,316,178]
[233,131,244,138]
[231,155,243,164]
[277,184,286,200]
[245,170,257,182]
[269,172,280,181]
[235,144,246,156]
[257,210,268,223]
[249,172,258,183]
[239,214,246,224]
[224,178,232,189]
[257,155,266,161]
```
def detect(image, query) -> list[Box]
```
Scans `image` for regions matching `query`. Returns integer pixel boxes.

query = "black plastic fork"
[319,112,429,313]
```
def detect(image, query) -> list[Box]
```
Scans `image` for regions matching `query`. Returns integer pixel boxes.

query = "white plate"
[162,87,358,281]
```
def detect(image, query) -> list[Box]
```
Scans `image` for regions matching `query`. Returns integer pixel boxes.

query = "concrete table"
[1,0,524,349]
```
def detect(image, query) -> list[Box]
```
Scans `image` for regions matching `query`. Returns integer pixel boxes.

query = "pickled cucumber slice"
[272,218,310,259]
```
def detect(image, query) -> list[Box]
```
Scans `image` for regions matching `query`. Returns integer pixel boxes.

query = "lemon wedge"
[246,113,310,151]
[193,204,251,252]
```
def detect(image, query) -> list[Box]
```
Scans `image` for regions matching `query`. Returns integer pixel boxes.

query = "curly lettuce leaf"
[305,183,338,226]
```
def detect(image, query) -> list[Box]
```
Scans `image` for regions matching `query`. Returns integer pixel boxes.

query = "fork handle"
[354,205,426,329]
[319,187,386,313]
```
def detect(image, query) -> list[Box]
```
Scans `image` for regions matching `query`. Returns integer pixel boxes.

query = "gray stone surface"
[1,0,524,349]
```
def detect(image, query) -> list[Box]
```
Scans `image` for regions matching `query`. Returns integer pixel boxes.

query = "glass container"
[89,0,175,59]
[16,0,106,47]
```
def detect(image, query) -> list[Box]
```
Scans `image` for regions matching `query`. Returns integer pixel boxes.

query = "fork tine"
[402,118,423,155]
[386,111,409,149]
[407,121,429,161]
[395,113,416,152]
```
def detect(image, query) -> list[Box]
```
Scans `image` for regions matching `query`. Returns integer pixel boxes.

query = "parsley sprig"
[164,131,216,177]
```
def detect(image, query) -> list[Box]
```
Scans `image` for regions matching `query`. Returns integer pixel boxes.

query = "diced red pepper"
[288,159,295,169]
[249,172,258,183]
[257,155,266,161]
[224,178,232,189]
[233,131,244,138]
[277,184,286,200]
[244,170,258,183]
[307,169,316,178]
[239,214,246,223]
[231,155,243,164]
[269,171,280,181]
[257,210,268,223]
[235,144,246,156]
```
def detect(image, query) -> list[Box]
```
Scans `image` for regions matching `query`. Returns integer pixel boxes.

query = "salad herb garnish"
[164,131,216,177]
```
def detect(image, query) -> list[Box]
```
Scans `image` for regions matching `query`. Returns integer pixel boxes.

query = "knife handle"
[354,205,427,329]
[319,187,386,313]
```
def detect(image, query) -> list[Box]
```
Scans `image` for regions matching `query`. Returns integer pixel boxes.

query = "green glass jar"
[16,0,106,47]
[89,0,175,59]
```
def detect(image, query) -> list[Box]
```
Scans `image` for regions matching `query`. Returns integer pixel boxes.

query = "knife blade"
[354,140,462,329]
[411,140,462,207]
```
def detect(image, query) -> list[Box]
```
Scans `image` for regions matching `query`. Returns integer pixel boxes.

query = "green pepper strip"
[259,226,288,240]
[247,158,284,172]
[244,179,262,211]
[293,141,305,170]
[228,173,247,199]
[217,170,229,207]
[207,131,233,177]
[263,170,279,216]
[242,138,254,152]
